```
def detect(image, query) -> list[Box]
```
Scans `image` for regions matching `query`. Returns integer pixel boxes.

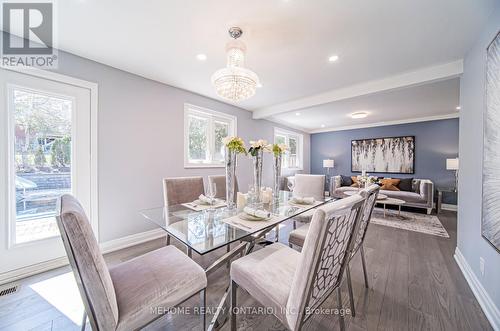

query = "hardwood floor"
[0,210,492,331]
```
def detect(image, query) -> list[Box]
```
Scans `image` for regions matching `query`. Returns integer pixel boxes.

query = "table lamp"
[323,159,334,194]
[446,158,459,191]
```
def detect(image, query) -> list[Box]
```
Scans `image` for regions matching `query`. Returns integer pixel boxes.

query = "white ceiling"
[270,77,460,132]
[12,0,495,130]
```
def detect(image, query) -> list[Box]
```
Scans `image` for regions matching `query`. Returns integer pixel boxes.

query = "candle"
[236,192,247,211]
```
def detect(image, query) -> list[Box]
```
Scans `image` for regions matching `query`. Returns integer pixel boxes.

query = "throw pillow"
[380,178,401,191]
[398,178,413,191]
[412,179,421,193]
[351,176,361,188]
[340,175,353,187]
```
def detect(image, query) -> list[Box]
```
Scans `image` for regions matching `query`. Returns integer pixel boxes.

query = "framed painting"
[482,30,500,253]
[351,136,415,174]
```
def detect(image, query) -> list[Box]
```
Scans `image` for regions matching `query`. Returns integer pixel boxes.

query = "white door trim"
[2,66,99,239]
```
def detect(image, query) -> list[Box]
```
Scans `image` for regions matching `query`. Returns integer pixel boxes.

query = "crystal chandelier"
[211,27,260,102]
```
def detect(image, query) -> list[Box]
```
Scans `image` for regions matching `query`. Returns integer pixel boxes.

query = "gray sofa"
[330,175,434,214]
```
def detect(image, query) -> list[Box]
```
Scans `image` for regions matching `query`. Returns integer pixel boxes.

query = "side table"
[437,187,457,214]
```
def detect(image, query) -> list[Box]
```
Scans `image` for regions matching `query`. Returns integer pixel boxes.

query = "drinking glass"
[287,179,294,192]
[207,182,217,210]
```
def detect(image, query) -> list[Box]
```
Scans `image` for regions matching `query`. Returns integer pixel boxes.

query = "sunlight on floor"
[30,272,84,326]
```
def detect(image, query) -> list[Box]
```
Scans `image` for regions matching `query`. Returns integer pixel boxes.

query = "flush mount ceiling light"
[351,112,368,119]
[211,27,260,102]
[328,55,339,62]
[295,112,301,116]
[456,106,461,110]
[196,54,207,61]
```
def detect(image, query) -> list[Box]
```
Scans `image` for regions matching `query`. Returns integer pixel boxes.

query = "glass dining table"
[139,190,335,330]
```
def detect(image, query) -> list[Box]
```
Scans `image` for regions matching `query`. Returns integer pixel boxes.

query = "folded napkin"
[198,194,214,205]
[290,196,315,205]
[243,206,271,219]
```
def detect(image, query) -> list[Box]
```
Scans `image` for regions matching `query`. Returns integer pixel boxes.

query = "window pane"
[13,89,72,243]
[275,135,286,145]
[188,115,208,162]
[288,137,298,168]
[214,120,229,162]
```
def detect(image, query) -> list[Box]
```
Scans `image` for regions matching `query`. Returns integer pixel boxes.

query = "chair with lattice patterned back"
[230,194,365,331]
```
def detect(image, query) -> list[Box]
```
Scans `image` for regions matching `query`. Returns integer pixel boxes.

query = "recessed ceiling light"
[321,124,326,128]
[351,112,368,119]
[295,112,301,116]
[456,106,461,110]
[257,82,263,88]
[328,55,339,63]
[196,54,207,61]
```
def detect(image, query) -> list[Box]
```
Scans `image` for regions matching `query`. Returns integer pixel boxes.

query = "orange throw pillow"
[380,178,401,191]
[351,176,361,188]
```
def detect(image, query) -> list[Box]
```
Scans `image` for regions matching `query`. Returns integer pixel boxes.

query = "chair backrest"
[56,194,118,331]
[163,176,204,206]
[207,175,239,201]
[293,174,325,201]
[351,184,380,257]
[286,194,365,330]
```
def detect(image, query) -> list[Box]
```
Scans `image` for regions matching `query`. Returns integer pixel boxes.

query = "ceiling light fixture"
[295,112,301,116]
[328,55,339,62]
[211,27,260,102]
[351,112,368,119]
[196,54,207,61]
[321,124,326,128]
[456,106,461,110]
[257,82,263,88]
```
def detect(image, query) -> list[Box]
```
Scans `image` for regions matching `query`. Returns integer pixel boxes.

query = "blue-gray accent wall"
[311,118,459,204]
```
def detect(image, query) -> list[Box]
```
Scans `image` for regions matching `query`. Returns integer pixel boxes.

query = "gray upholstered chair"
[288,185,380,316]
[162,176,205,246]
[56,194,207,331]
[291,174,326,229]
[207,175,239,202]
[230,194,366,331]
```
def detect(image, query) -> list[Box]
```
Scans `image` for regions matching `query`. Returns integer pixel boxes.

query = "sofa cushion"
[380,190,426,204]
[380,178,401,191]
[398,178,413,191]
[340,175,353,186]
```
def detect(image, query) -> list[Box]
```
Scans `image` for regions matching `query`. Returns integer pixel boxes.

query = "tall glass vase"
[273,154,282,200]
[252,149,263,202]
[225,147,237,210]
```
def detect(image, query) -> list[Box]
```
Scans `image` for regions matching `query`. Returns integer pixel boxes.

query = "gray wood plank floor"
[0,210,492,331]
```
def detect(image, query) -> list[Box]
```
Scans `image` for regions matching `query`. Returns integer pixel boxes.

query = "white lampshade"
[446,158,459,170]
[323,159,334,168]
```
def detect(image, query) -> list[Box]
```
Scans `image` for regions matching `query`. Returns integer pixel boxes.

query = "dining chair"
[162,176,204,246]
[207,175,239,201]
[288,184,380,316]
[230,194,366,331]
[291,174,326,229]
[56,194,207,331]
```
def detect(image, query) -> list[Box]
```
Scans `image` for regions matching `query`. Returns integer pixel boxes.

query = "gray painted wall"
[48,49,310,242]
[310,118,459,203]
[458,2,500,318]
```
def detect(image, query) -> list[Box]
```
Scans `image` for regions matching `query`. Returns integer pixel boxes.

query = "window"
[274,128,303,169]
[184,104,236,167]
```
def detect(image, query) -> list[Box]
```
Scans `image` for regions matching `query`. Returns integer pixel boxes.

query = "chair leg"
[360,245,369,288]
[231,280,237,331]
[346,264,356,317]
[187,247,192,258]
[80,311,87,331]
[200,289,206,331]
[293,220,297,230]
[337,287,345,331]
[275,225,279,242]
[166,234,171,246]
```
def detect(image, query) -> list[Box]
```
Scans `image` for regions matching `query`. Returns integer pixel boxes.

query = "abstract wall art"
[482,31,500,253]
[351,136,415,174]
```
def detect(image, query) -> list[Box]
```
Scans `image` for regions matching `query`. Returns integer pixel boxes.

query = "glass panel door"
[13,88,73,244]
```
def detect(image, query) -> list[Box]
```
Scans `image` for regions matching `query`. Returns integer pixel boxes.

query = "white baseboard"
[454,247,500,331]
[442,203,458,211]
[100,228,166,254]
[0,228,166,286]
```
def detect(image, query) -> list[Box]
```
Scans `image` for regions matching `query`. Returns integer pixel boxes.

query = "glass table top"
[140,190,335,255]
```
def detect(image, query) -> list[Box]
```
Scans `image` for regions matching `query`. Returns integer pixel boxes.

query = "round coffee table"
[344,190,388,200]
[377,197,405,217]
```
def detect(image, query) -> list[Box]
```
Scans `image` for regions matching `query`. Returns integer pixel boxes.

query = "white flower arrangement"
[248,139,271,156]
[223,136,246,154]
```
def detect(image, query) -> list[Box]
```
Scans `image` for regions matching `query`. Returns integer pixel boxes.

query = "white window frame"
[184,103,237,168]
[274,127,304,170]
